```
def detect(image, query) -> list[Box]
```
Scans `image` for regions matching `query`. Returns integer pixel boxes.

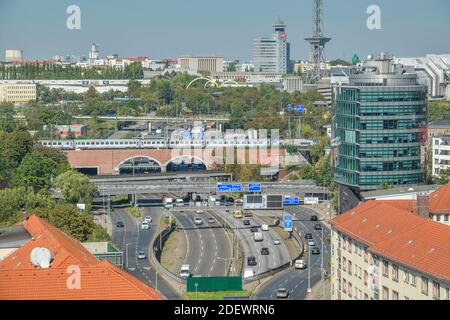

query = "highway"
[212,207,291,277]
[253,206,331,300]
[172,209,233,277]
[110,202,181,299]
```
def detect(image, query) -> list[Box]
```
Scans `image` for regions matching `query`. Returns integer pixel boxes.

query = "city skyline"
[1,0,450,61]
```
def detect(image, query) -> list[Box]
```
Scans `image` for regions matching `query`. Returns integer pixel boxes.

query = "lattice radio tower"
[304,0,331,84]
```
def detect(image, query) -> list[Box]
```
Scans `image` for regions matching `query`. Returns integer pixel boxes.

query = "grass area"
[161,227,186,274]
[258,215,301,260]
[112,195,129,202]
[128,206,142,219]
[183,290,250,300]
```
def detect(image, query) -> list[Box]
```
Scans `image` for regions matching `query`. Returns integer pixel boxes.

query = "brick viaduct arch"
[66,148,285,175]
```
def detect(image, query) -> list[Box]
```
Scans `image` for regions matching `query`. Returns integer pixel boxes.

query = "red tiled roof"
[0,215,164,300]
[369,221,450,282]
[330,200,426,246]
[429,183,450,214]
[332,190,450,283]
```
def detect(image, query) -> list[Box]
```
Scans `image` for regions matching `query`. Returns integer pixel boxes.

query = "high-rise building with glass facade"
[333,55,428,193]
[253,20,291,74]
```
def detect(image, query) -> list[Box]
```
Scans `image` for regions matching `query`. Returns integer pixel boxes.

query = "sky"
[0,0,449,62]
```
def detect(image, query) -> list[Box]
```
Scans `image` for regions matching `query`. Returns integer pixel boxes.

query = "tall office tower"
[89,43,99,60]
[333,54,428,211]
[253,19,291,73]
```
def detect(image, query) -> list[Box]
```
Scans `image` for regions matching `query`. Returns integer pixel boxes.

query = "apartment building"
[178,56,224,73]
[330,184,450,300]
[432,136,450,178]
[0,82,36,104]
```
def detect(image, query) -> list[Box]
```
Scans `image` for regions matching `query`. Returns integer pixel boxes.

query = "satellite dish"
[367,54,373,61]
[30,247,52,269]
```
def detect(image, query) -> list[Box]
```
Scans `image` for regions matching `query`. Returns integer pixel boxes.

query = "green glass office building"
[333,58,427,192]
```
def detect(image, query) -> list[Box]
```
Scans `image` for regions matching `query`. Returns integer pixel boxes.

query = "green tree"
[13,151,57,191]
[436,168,450,185]
[54,170,97,207]
[31,204,96,242]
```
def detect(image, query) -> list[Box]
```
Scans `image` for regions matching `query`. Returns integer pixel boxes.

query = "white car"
[277,288,289,299]
[273,239,281,245]
[143,216,152,224]
[195,210,204,214]
[295,259,307,270]
[175,199,185,207]
[137,251,147,259]
[141,222,150,230]
[194,217,203,225]
[308,240,316,246]
[262,224,269,231]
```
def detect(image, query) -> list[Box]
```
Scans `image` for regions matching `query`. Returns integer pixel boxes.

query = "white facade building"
[432,136,450,178]
[395,54,450,100]
[253,20,291,74]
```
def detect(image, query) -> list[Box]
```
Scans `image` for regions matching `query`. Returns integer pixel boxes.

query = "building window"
[348,282,353,298]
[364,293,369,300]
[343,279,347,294]
[421,276,429,296]
[392,265,399,282]
[382,286,389,300]
[404,296,410,300]
[382,260,389,277]
[364,250,368,263]
[364,271,369,287]
[445,288,449,300]
[343,257,347,272]
[348,260,352,275]
[445,215,449,222]
[411,274,417,287]
[433,281,440,300]
[392,291,399,300]
[404,270,410,283]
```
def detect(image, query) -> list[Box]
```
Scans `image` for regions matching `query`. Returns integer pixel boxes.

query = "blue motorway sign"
[296,105,306,113]
[284,196,292,205]
[284,196,299,205]
[287,104,306,113]
[216,184,242,193]
[284,214,293,231]
[248,183,262,192]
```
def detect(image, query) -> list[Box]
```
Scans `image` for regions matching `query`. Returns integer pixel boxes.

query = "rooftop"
[0,215,164,300]
[332,183,450,284]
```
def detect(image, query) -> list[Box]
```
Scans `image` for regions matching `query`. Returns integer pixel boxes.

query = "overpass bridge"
[94,181,328,197]
[13,115,231,123]
[90,171,233,183]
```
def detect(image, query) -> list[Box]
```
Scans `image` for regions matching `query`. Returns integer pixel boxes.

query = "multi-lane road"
[254,206,331,300]
[110,201,181,299]
[213,208,291,277]
[173,209,233,277]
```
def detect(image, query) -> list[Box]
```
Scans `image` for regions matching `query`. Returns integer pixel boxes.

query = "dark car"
[261,248,270,255]
[116,221,125,228]
[304,233,313,240]
[243,220,251,226]
[313,224,322,230]
[312,247,321,255]
[247,256,257,266]
[250,226,259,233]
[311,215,319,221]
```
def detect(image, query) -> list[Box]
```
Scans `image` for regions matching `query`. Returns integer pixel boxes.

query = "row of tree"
[0,62,144,80]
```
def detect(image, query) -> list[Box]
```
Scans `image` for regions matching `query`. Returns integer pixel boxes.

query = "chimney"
[22,208,28,223]
[416,193,430,219]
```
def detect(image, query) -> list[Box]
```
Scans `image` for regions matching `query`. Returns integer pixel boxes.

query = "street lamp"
[195,283,199,300]
[126,243,132,270]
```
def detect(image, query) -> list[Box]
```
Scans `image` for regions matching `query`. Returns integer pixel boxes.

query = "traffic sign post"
[284,214,293,232]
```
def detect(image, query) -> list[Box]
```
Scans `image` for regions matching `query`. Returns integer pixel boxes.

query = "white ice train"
[38,138,315,150]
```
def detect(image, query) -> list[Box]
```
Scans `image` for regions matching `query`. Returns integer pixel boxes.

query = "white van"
[295,259,307,270]
[180,265,191,279]
[243,268,254,279]
[175,198,185,207]
[262,224,269,231]
[163,198,174,209]
[253,232,263,242]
